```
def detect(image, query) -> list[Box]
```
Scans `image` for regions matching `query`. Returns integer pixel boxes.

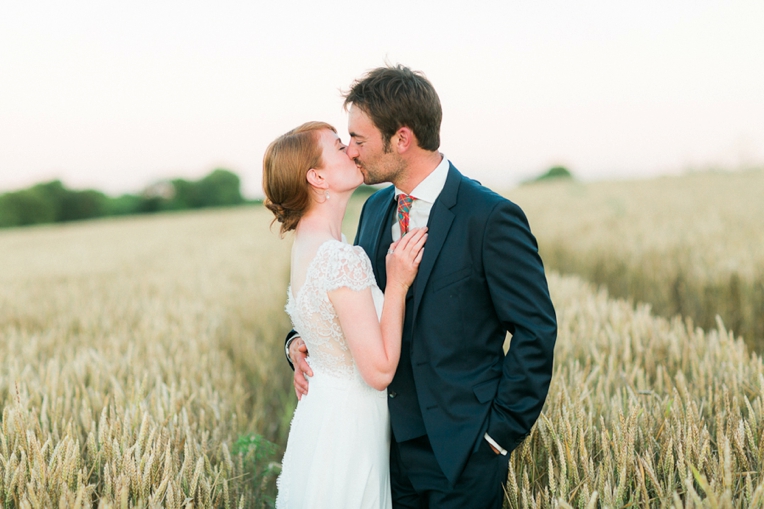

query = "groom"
[286,65,557,508]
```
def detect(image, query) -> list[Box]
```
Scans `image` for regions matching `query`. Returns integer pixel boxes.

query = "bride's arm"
[330,228,427,391]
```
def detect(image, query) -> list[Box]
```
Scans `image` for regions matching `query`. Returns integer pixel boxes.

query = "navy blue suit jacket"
[353,163,556,485]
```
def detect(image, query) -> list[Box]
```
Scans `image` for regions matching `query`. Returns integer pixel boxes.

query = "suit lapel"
[361,187,396,287]
[412,164,461,322]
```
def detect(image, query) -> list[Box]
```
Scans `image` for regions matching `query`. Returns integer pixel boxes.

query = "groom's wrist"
[285,331,300,365]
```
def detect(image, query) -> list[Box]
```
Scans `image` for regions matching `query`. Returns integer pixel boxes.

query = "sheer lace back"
[286,240,381,380]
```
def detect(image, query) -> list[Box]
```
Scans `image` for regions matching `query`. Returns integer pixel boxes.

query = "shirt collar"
[394,154,450,204]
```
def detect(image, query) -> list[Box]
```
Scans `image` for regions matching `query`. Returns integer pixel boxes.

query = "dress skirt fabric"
[277,240,390,508]
[276,370,392,509]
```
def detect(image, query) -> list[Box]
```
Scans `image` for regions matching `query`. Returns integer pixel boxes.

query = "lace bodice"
[286,240,383,380]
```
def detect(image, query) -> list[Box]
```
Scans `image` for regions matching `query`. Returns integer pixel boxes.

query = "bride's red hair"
[262,121,336,235]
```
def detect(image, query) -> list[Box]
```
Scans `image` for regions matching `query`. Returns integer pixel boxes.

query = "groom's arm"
[483,198,557,454]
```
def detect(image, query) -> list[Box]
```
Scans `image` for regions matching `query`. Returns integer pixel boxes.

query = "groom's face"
[347,105,405,186]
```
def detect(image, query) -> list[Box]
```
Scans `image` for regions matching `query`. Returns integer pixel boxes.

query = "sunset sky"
[1,0,763,197]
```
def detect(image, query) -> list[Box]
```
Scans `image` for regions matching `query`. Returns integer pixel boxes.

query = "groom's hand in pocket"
[290,338,312,399]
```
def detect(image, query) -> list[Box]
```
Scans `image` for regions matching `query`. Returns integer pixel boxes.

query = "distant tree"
[138,181,175,213]
[130,169,245,214]
[0,188,56,227]
[168,178,200,209]
[24,180,109,222]
[522,166,574,185]
[59,189,109,221]
[106,194,144,216]
[136,195,163,213]
[32,180,68,217]
[196,169,244,207]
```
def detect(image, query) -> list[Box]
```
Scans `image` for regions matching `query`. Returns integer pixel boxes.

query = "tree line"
[0,165,572,229]
[0,169,250,228]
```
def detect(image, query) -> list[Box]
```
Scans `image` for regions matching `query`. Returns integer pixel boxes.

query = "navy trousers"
[390,434,509,509]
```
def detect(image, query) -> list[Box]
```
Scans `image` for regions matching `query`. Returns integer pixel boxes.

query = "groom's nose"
[346,142,359,159]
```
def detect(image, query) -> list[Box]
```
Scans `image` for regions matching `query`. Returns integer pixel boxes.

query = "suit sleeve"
[483,199,557,453]
[284,330,300,371]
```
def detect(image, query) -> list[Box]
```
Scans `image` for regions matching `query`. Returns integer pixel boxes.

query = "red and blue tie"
[397,194,415,236]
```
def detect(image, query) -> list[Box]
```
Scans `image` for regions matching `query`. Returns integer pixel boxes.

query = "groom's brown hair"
[343,64,442,152]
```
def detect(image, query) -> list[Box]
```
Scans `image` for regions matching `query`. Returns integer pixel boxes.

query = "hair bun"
[265,200,288,223]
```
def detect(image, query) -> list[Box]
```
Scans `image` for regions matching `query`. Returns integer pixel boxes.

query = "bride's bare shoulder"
[292,235,338,262]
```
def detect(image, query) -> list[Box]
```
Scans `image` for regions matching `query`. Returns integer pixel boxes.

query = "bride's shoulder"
[318,241,374,290]
[321,239,370,265]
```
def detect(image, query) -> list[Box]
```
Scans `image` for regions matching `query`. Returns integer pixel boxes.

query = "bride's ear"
[306,168,328,191]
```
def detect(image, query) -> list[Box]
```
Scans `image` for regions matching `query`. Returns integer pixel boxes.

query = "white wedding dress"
[276,239,391,509]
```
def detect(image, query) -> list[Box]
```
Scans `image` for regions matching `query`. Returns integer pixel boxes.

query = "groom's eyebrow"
[348,131,364,139]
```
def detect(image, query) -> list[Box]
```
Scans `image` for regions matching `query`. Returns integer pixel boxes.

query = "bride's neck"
[296,195,348,241]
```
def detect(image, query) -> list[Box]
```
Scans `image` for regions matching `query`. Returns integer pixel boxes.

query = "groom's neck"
[394,150,443,195]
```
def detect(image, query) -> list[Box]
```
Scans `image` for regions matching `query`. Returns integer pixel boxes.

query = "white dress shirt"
[391,154,450,241]
[391,154,508,456]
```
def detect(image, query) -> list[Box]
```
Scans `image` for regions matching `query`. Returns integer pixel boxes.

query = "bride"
[262,121,427,508]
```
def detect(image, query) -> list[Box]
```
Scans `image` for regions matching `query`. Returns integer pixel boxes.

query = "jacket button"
[389,391,397,398]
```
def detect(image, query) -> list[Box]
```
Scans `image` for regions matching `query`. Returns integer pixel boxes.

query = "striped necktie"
[397,194,415,236]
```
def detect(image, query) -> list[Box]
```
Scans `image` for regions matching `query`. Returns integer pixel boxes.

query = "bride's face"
[317,129,364,193]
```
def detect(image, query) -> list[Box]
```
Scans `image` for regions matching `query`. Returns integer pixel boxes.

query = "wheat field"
[513,274,764,508]
[507,169,764,350]
[0,207,295,507]
[1,196,762,507]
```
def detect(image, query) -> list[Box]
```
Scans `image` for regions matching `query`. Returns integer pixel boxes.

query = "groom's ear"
[306,168,327,190]
[393,127,415,154]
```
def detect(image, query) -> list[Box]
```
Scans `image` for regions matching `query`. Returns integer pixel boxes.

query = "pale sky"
[1,1,763,197]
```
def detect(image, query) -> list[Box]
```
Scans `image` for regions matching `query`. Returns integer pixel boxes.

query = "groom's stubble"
[356,149,407,187]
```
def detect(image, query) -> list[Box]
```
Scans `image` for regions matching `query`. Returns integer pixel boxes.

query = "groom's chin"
[361,172,383,187]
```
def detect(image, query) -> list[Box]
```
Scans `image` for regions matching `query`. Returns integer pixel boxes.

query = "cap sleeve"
[323,242,377,293]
